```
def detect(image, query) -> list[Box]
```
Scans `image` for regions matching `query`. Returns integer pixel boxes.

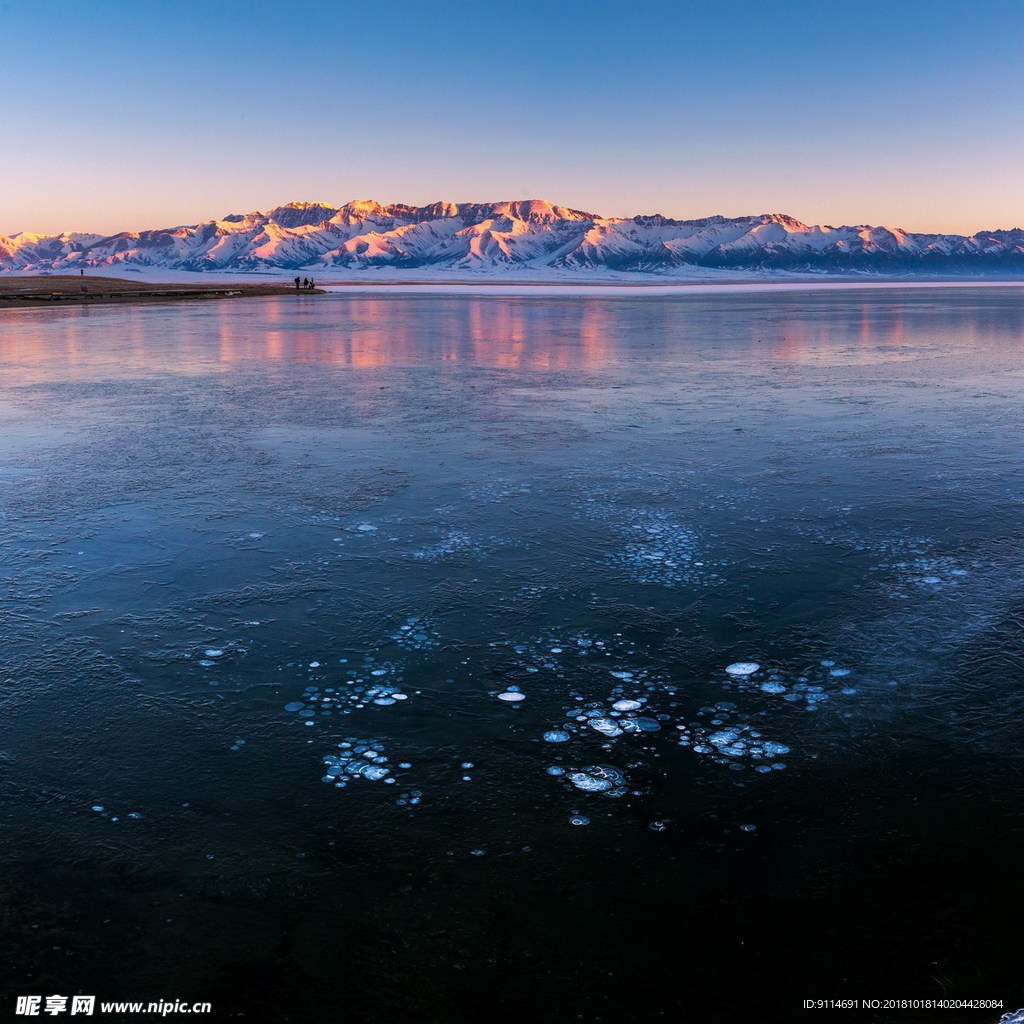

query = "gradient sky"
[2,0,1022,236]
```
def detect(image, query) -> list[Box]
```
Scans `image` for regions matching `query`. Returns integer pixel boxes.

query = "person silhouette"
[294,276,300,291]
[302,277,309,290]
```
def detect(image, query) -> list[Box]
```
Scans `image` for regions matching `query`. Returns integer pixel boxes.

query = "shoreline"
[0,275,323,306]
[2,272,1023,309]
[318,278,1024,297]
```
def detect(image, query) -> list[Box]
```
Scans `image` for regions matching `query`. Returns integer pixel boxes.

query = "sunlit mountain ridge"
[4,200,1024,274]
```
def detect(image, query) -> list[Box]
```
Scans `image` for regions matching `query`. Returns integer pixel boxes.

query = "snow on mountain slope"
[2,201,1024,275]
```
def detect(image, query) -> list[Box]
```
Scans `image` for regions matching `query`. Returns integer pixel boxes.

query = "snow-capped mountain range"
[3,199,1024,275]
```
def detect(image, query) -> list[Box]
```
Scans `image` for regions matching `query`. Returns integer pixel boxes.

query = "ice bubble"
[543,730,571,743]
[759,682,787,694]
[204,649,224,658]
[497,691,526,702]
[568,764,626,793]
[546,766,566,776]
[284,702,306,712]
[740,823,757,833]
[373,697,396,706]
[569,815,590,826]
[470,849,485,857]
[356,524,377,532]
[589,717,623,738]
[708,729,739,746]
[309,661,320,668]
[725,662,760,677]
[569,772,613,793]
[649,820,667,832]
[91,805,104,812]
[611,699,642,712]
[461,762,474,769]
[625,716,661,733]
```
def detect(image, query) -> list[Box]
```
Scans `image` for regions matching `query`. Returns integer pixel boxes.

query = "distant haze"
[1,0,1022,236]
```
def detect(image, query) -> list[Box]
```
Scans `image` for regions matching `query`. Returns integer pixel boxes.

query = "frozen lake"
[1,288,1023,1022]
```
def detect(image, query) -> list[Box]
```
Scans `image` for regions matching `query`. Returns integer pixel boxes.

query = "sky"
[1,0,1022,236]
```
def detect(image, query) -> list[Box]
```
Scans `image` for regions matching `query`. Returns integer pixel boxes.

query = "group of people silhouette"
[294,276,316,291]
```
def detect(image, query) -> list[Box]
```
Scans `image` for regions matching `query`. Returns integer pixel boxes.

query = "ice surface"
[11,288,1022,1011]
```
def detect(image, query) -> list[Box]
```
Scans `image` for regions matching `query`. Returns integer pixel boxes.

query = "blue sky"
[1,0,1021,235]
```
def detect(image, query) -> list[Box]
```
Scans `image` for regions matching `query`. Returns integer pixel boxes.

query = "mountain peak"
[759,213,808,229]
[481,199,598,223]
[268,201,339,228]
